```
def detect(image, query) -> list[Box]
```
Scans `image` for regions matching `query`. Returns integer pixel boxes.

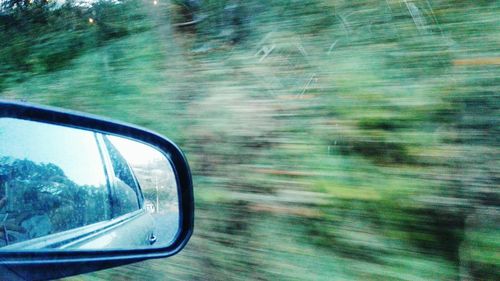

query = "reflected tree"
[0,156,109,246]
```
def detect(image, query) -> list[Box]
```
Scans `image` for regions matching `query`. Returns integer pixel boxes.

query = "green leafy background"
[1,0,498,280]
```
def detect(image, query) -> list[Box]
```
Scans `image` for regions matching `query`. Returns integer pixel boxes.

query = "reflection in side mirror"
[0,117,179,250]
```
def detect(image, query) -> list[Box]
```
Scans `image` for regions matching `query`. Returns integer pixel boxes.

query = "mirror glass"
[0,117,179,250]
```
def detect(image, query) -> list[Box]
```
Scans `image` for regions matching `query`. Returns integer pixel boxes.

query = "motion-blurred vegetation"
[1,0,499,280]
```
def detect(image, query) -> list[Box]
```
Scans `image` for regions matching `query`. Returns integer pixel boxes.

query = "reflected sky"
[0,118,106,186]
[108,135,167,166]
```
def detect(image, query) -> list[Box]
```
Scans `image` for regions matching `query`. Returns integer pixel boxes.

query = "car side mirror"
[0,100,194,280]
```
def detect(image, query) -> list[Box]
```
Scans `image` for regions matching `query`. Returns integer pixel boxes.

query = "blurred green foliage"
[1,0,499,280]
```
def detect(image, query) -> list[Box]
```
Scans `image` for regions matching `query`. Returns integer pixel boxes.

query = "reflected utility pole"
[155,176,159,213]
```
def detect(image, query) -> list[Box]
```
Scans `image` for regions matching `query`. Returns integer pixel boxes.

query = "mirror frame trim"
[0,100,194,266]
